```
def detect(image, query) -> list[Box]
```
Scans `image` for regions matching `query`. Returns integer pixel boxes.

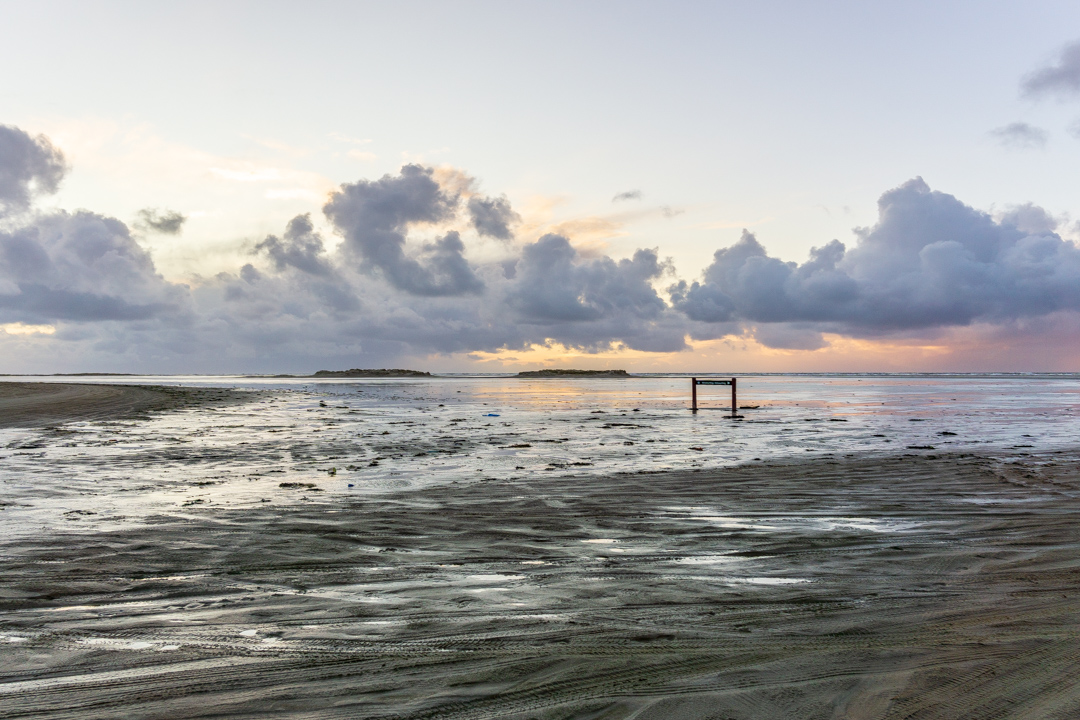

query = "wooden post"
[691,377,697,412]
[731,377,737,417]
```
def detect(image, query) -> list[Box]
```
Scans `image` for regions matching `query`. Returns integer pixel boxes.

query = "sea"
[2,373,1078,539]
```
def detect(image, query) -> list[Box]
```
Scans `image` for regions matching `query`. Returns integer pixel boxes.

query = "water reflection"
[2,374,1078,540]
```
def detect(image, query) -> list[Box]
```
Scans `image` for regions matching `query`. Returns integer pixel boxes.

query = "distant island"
[312,369,432,377]
[517,369,630,378]
[53,373,137,376]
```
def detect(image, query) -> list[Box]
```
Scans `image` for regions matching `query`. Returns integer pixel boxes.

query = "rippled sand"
[3,382,1080,718]
[3,461,1080,714]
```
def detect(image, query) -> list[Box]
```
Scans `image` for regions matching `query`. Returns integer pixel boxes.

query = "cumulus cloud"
[1022,41,1080,99]
[324,164,484,296]
[467,195,519,240]
[8,121,1080,371]
[507,234,686,352]
[0,211,189,323]
[672,177,1080,347]
[225,214,360,314]
[0,133,691,369]
[136,208,187,235]
[255,214,334,276]
[997,203,1058,235]
[0,125,66,216]
[612,190,642,202]
[189,226,687,364]
[991,122,1048,149]
[512,235,661,321]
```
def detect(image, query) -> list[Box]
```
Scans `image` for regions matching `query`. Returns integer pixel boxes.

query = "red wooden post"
[731,377,737,417]
[691,377,697,412]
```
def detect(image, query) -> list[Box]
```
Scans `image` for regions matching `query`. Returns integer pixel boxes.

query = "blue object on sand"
[484,413,500,417]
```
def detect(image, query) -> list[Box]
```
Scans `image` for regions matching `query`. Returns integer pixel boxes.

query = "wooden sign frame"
[691,377,736,416]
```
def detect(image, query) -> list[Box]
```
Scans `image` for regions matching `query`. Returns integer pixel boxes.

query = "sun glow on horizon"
[1,323,56,336]
[449,330,1041,374]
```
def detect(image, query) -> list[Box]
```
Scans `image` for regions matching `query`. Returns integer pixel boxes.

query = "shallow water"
[1,373,1079,539]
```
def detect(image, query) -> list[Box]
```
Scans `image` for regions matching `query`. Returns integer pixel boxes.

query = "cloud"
[671,177,1080,347]
[241,135,309,157]
[209,167,284,182]
[750,323,830,351]
[329,133,373,145]
[1,322,54,336]
[612,189,642,202]
[8,121,1080,371]
[0,130,689,368]
[347,149,378,162]
[191,226,687,365]
[997,203,1058,235]
[0,210,189,323]
[511,234,659,321]
[990,122,1048,149]
[1022,41,1080,99]
[238,215,361,314]
[324,164,484,296]
[0,125,66,215]
[254,214,334,276]
[0,128,679,367]
[136,208,187,235]
[467,195,520,240]
[507,234,686,352]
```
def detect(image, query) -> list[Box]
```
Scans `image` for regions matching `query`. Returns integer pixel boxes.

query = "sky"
[3,0,1080,373]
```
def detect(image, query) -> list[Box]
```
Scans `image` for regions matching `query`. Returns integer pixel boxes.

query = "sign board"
[690,376,738,416]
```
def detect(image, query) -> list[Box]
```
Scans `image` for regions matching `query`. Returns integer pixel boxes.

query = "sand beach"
[0,382,246,429]
[2,377,1079,718]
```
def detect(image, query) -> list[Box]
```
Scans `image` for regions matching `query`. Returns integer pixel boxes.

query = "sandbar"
[0,382,246,428]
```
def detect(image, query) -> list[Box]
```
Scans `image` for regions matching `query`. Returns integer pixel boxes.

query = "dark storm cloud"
[1022,41,1080,99]
[324,164,484,296]
[990,122,1048,149]
[0,125,66,215]
[612,190,642,202]
[467,195,520,240]
[671,178,1080,348]
[136,208,187,235]
[0,211,189,323]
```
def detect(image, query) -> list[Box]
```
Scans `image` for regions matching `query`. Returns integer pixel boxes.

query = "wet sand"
[3,449,1080,718]
[0,382,247,428]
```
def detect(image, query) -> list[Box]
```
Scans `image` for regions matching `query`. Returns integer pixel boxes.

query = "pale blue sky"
[5,0,1080,277]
